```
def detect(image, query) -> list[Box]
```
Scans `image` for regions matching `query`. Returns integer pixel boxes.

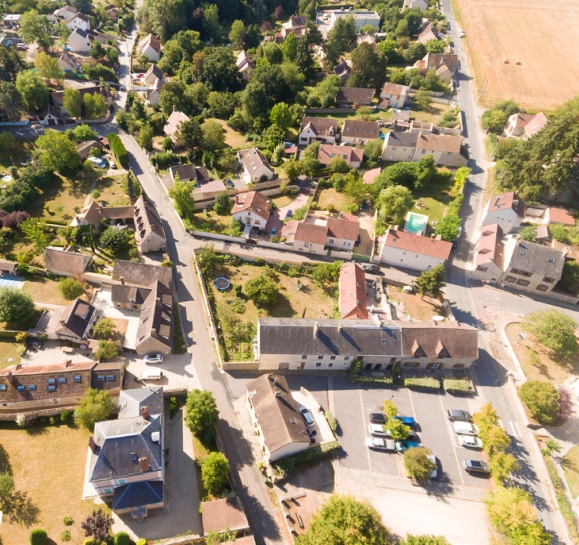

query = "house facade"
[246,374,310,462]
[379,229,452,271]
[471,224,507,282]
[137,33,161,61]
[68,28,91,52]
[237,148,275,183]
[318,144,363,168]
[64,12,90,31]
[299,117,338,146]
[231,191,272,228]
[236,50,255,81]
[341,119,380,145]
[380,82,410,109]
[134,195,167,254]
[281,15,307,38]
[481,191,525,233]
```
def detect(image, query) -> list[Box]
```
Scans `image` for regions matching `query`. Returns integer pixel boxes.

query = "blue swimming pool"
[404,212,428,236]
[0,278,24,289]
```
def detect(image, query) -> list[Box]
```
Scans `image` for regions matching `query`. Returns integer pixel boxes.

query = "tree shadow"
[2,490,40,527]
[24,424,50,436]
[0,443,11,475]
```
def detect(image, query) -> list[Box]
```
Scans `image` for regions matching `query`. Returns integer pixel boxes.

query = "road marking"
[360,388,372,472]
[439,394,466,486]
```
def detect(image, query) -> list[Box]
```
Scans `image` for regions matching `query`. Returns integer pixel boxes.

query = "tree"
[364,139,383,167]
[59,277,85,300]
[81,509,114,544]
[484,425,511,458]
[403,42,426,64]
[283,158,302,182]
[434,213,461,241]
[326,15,356,66]
[472,403,499,438]
[403,537,450,545]
[413,264,446,299]
[385,418,411,440]
[383,399,397,419]
[92,318,116,340]
[113,532,131,545]
[107,47,120,64]
[312,261,343,283]
[34,52,64,84]
[489,452,520,485]
[90,42,106,61]
[202,121,226,151]
[404,446,435,481]
[99,228,130,254]
[159,80,188,116]
[425,40,446,54]
[185,389,219,435]
[349,43,387,89]
[270,102,293,130]
[176,119,203,148]
[72,124,98,144]
[281,31,298,61]
[29,529,48,545]
[15,70,50,111]
[229,20,246,49]
[244,273,279,305]
[203,47,241,93]
[201,452,230,496]
[35,130,80,172]
[520,380,561,424]
[523,310,578,358]
[518,225,537,242]
[213,191,231,215]
[138,124,153,150]
[168,178,195,219]
[20,10,53,49]
[74,388,115,430]
[0,45,25,82]
[413,90,431,112]
[0,82,22,122]
[19,218,48,252]
[295,495,392,545]
[84,93,107,120]
[482,109,508,133]
[377,185,414,227]
[0,131,16,152]
[94,340,121,361]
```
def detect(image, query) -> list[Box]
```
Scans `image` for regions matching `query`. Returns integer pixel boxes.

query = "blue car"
[270,226,277,237]
[393,415,416,429]
[285,210,293,219]
[395,441,419,452]
[225,177,234,188]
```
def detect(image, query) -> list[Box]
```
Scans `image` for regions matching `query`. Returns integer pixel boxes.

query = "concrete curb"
[501,320,526,381]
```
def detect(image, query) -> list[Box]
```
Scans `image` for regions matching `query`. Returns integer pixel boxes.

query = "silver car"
[459,435,483,449]
[143,353,164,364]
[453,421,479,436]
[365,437,395,451]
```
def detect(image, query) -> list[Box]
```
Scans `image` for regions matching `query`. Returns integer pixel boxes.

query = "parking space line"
[360,388,372,471]
[439,394,466,486]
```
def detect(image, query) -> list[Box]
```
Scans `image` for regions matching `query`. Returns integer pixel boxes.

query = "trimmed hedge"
[108,133,129,168]
[172,302,187,354]
[273,441,340,477]
[29,529,48,545]
[347,359,394,385]
[443,378,471,393]
[113,532,131,545]
[403,376,441,390]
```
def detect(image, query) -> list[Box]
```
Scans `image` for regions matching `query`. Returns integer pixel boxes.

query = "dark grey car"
[447,409,472,422]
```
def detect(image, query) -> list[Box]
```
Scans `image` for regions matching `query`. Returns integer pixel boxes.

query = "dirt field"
[456,0,579,110]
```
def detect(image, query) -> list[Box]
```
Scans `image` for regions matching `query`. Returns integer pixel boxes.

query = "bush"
[520,380,561,425]
[94,340,121,361]
[59,277,85,300]
[273,441,340,477]
[63,516,74,526]
[61,530,71,542]
[29,529,48,545]
[403,376,441,390]
[136,540,147,545]
[60,409,73,423]
[326,411,338,433]
[107,133,129,168]
[201,452,230,496]
[113,532,131,545]
[91,189,101,199]
[99,227,130,254]
[172,301,187,355]
[443,378,471,393]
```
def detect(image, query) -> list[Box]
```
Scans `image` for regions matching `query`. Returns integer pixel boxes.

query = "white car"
[368,423,387,437]
[427,453,438,479]
[143,353,164,364]
[365,437,395,451]
[458,30,466,38]
[459,435,483,449]
[453,421,479,436]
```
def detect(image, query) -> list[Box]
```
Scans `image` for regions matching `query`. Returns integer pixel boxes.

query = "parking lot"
[331,375,489,488]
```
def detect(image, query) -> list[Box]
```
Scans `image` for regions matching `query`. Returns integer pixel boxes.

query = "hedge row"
[443,378,471,393]
[347,359,394,385]
[108,133,129,168]
[403,376,441,390]
[273,441,340,477]
[172,301,187,355]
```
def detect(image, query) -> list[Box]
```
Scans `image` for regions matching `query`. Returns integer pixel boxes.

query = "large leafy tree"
[19,10,53,49]
[176,119,203,148]
[74,388,115,430]
[434,213,461,241]
[523,310,578,358]
[146,0,186,41]
[15,70,50,111]
[244,273,279,305]
[520,380,561,425]
[413,264,446,299]
[185,389,219,436]
[0,45,25,82]
[159,80,189,116]
[0,287,35,328]
[377,185,414,228]
[83,93,107,120]
[203,47,241,93]
[201,452,230,496]
[404,446,435,480]
[296,495,392,545]
[168,178,195,219]
[63,87,83,118]
[0,82,22,122]
[35,130,81,172]
[349,42,387,89]
[325,15,356,67]
[201,121,225,151]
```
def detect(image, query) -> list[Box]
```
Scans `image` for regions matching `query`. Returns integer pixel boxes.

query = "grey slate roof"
[111,285,152,306]
[385,131,419,148]
[118,386,163,419]
[507,240,565,280]
[113,480,163,510]
[112,260,172,287]
[258,318,403,356]
[58,298,95,338]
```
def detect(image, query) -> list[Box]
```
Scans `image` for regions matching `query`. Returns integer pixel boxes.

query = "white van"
[141,369,163,381]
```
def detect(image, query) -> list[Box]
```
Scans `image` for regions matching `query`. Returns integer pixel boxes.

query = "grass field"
[412,103,455,127]
[387,285,443,322]
[96,175,132,207]
[454,0,579,110]
[0,422,111,544]
[317,188,354,213]
[563,446,579,499]
[409,173,455,234]
[23,277,74,306]
[0,340,24,369]
[506,322,579,384]
[206,118,250,149]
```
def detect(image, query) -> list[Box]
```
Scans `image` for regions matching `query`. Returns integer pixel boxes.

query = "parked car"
[393,415,416,428]
[284,141,293,148]
[365,437,396,451]
[447,409,472,422]
[362,264,379,274]
[369,413,386,424]
[463,459,490,474]
[451,240,458,252]
[285,209,293,219]
[458,29,466,38]
[453,421,479,436]
[300,407,314,427]
[459,436,483,449]
[427,453,438,479]
[368,423,387,437]
[395,440,419,452]
[143,353,164,364]
[270,226,277,237]
[225,177,234,188]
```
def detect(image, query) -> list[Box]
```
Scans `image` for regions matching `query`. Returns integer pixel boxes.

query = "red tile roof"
[548,207,575,226]
[318,144,363,166]
[327,216,360,241]
[475,224,505,269]
[384,229,452,260]
[487,191,525,217]
[294,222,327,245]
[339,263,368,320]
[231,191,272,221]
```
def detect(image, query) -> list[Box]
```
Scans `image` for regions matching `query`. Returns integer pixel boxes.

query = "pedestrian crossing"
[498,419,523,439]
[474,289,503,323]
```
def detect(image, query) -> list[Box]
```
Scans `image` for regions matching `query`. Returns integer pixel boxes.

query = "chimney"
[63,360,72,368]
[313,322,319,338]
[4,371,12,383]
[138,457,149,472]
[120,277,125,285]
[338,323,343,334]
[88,436,99,454]
[141,405,150,419]
[172,105,176,112]
[60,319,65,325]
[150,328,156,335]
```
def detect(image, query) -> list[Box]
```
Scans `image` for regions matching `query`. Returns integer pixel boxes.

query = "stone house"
[133,195,167,254]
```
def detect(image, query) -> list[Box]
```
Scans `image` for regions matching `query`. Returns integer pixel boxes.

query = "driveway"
[265,189,310,237]
[21,339,96,366]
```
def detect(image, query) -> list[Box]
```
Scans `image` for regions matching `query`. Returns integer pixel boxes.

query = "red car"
[17,44,27,51]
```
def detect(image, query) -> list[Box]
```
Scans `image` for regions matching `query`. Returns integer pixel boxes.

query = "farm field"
[455,0,579,110]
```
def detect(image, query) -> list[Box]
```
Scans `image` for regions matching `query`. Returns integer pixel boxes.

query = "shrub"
[99,227,130,254]
[29,529,48,545]
[137,540,147,545]
[59,277,85,300]
[326,411,338,433]
[63,516,74,525]
[15,331,28,342]
[94,340,121,361]
[520,380,561,424]
[113,532,131,545]
[91,189,101,199]
[201,452,230,496]
[60,409,73,423]
[403,376,441,389]
[273,441,340,477]
[107,133,129,167]
[61,530,71,542]
[443,378,471,393]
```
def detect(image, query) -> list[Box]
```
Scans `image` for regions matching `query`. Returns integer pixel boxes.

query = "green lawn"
[96,174,132,207]
[0,340,24,369]
[410,174,455,234]
[271,194,297,209]
[206,118,250,149]
[563,446,579,499]
[317,188,354,213]
[190,210,238,234]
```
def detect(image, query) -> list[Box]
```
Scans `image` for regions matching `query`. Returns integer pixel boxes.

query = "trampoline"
[214,277,231,291]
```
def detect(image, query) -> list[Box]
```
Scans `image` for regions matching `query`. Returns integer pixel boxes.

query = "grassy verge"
[563,445,579,499]
[0,340,24,369]
[272,441,340,478]
[172,301,187,355]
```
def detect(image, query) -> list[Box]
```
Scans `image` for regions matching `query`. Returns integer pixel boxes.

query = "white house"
[54,5,78,19]
[318,144,363,169]
[137,33,161,62]
[64,12,90,31]
[246,374,310,463]
[68,28,91,52]
[471,223,508,282]
[231,191,272,228]
[402,0,428,11]
[380,82,410,109]
[329,10,380,32]
[504,112,548,140]
[481,191,525,234]
[379,229,452,271]
[237,148,275,184]
[163,109,190,145]
[57,50,79,72]
[299,117,338,146]
[341,119,380,146]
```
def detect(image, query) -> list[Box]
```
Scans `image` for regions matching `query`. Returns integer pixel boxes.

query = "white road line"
[438,395,466,486]
[360,388,372,471]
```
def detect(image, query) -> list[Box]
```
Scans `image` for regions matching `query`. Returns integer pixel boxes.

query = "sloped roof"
[327,216,360,241]
[134,194,166,243]
[113,481,163,510]
[300,116,338,138]
[135,281,173,352]
[111,284,152,306]
[246,374,309,455]
[363,167,381,184]
[237,148,274,176]
[44,247,92,274]
[202,497,250,535]
[318,144,363,166]
[294,222,327,245]
[58,298,95,338]
[416,132,462,153]
[112,261,172,287]
[164,110,190,137]
[548,207,575,226]
[342,119,380,139]
[144,63,163,82]
[381,82,410,96]
[336,87,375,105]
[231,191,272,221]
[169,164,211,182]
[487,191,525,217]
[138,33,161,55]
[384,131,418,147]
[75,139,103,159]
[523,112,548,138]
[507,240,565,281]
[384,229,452,260]
[339,263,368,320]
[401,321,478,359]
[58,50,79,70]
[476,223,505,269]
[118,386,163,419]
[0,259,17,273]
